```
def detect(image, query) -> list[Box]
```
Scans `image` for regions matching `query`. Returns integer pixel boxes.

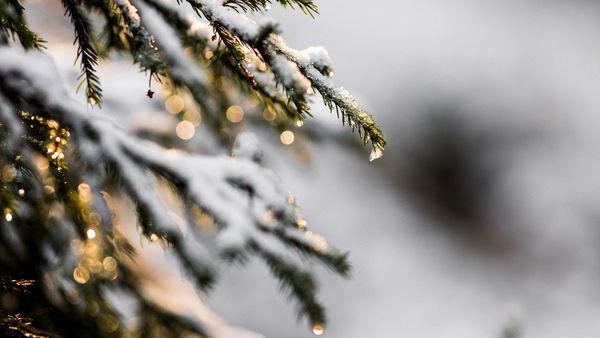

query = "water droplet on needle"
[312,324,324,336]
[369,146,383,162]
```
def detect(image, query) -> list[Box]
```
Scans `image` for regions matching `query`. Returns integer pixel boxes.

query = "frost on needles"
[0,0,386,337]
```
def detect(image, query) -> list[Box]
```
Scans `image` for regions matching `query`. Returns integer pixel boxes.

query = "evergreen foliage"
[0,0,386,336]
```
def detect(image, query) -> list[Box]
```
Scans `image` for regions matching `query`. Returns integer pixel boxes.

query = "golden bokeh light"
[280,130,295,145]
[47,120,59,129]
[86,228,97,239]
[103,256,118,272]
[84,241,103,258]
[226,105,244,123]
[34,156,49,171]
[183,110,202,126]
[1,165,16,182]
[78,183,92,203]
[88,259,103,274]
[312,325,325,336]
[73,267,90,284]
[176,120,196,140]
[262,108,276,122]
[165,95,185,114]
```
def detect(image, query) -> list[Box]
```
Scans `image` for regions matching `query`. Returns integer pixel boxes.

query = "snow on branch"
[0,47,349,327]
[2,0,386,158]
[269,35,386,160]
[185,0,386,159]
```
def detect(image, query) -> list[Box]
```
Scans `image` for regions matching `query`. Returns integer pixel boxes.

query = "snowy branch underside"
[0,48,349,329]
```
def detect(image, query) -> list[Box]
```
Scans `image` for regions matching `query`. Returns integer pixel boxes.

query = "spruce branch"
[61,0,103,106]
[257,248,326,325]
[0,279,35,293]
[0,0,45,49]
[223,0,318,17]
[111,0,165,77]
[213,23,259,89]
[268,35,387,158]
[0,313,51,338]
[185,0,386,158]
[91,0,129,53]
[274,0,318,17]
[140,0,301,123]
[0,47,350,330]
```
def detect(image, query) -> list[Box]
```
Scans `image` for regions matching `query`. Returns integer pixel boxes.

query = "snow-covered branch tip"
[182,0,386,159]
[0,47,350,329]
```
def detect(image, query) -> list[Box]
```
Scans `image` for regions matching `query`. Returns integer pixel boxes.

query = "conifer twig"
[185,0,386,158]
[61,0,103,105]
